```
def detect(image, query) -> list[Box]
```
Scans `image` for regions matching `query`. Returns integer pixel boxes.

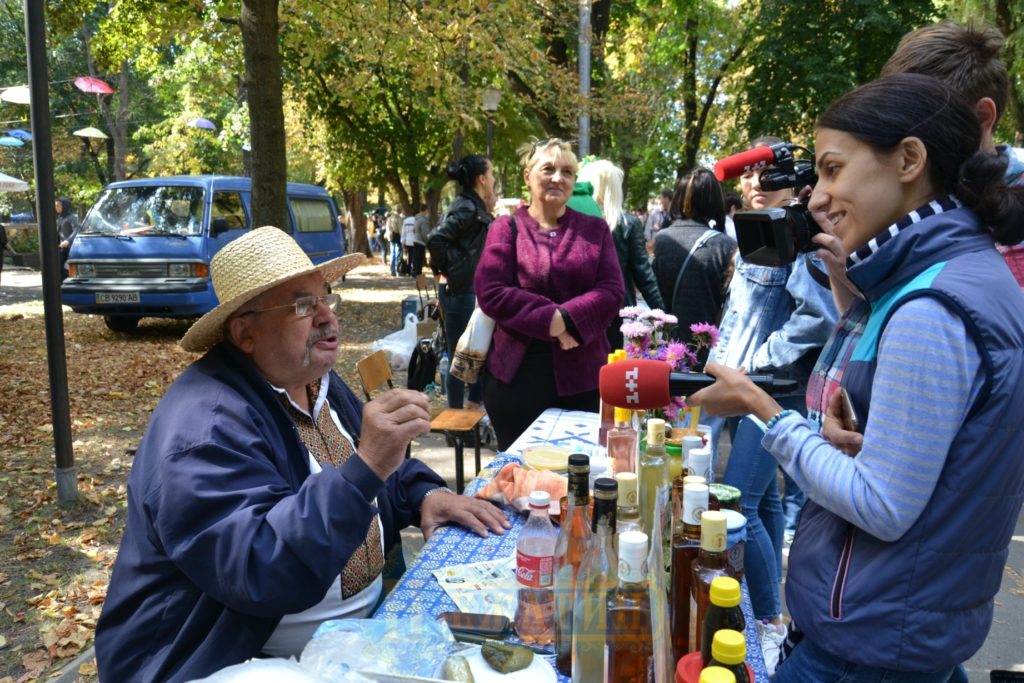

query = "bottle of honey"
[690,510,729,655]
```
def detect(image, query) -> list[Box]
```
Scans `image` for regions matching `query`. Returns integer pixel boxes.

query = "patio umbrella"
[73,126,109,139]
[0,86,30,104]
[0,172,28,192]
[73,76,114,95]
[0,136,24,147]
[6,129,31,141]
[187,117,217,131]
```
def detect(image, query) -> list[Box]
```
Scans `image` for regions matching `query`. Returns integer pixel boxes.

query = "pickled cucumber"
[480,639,533,673]
[441,654,475,682]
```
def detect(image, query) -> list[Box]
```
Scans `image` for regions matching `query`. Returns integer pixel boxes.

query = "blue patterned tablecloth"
[374,408,769,682]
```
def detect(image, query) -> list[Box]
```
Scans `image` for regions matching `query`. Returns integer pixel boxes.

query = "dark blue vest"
[786,206,1024,671]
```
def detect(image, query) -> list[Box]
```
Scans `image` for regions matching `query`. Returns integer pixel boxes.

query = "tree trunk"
[241,0,288,230]
[345,191,370,257]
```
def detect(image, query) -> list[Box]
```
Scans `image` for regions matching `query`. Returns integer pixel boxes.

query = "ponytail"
[957,151,1024,246]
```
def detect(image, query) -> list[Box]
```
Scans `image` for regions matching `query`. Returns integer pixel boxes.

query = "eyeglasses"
[241,293,341,318]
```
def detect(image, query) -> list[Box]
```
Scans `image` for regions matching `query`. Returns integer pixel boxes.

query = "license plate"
[95,292,140,304]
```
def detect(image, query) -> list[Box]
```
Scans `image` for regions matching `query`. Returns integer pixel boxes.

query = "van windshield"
[81,186,205,237]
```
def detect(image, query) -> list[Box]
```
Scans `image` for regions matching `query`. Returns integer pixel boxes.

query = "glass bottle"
[554,453,592,675]
[515,490,558,644]
[616,472,643,539]
[700,577,745,666]
[671,481,708,661]
[687,445,712,483]
[606,530,654,683]
[608,407,638,475]
[639,418,670,540]
[681,434,703,478]
[707,629,751,683]
[690,510,730,656]
[571,477,618,683]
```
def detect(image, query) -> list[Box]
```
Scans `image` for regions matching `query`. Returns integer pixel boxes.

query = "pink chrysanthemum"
[690,321,720,349]
[620,321,653,341]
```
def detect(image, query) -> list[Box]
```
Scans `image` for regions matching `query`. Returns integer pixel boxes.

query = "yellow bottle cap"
[699,666,737,683]
[709,576,741,607]
[700,510,728,552]
[614,407,632,424]
[711,629,746,665]
[615,349,627,361]
[608,352,618,364]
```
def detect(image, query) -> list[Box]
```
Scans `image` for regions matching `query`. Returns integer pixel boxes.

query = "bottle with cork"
[606,530,655,683]
[671,481,708,660]
[690,510,731,655]
[638,417,670,540]
[616,472,643,538]
[553,453,592,674]
[607,407,638,474]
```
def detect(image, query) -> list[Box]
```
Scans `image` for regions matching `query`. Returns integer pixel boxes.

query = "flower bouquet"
[618,307,720,421]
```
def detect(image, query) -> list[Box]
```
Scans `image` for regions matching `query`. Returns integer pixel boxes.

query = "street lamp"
[481,87,502,159]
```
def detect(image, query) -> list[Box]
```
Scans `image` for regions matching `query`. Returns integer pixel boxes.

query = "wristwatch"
[420,486,455,508]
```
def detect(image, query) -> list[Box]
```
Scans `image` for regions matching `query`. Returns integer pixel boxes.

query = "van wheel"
[103,316,141,332]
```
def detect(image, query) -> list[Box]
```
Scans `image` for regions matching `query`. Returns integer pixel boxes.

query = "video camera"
[713,142,819,267]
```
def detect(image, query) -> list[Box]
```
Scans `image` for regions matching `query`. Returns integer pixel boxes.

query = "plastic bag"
[371,313,418,371]
[302,615,454,681]
[451,306,495,384]
[186,658,327,683]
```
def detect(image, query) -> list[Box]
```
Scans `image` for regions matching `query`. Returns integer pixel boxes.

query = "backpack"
[406,337,438,391]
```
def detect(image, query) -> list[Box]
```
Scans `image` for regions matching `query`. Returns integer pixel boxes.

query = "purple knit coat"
[474,206,624,395]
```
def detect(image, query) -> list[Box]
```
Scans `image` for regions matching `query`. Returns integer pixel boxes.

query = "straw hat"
[180,226,365,352]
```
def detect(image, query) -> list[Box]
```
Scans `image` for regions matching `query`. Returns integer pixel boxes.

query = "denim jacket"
[709,253,837,384]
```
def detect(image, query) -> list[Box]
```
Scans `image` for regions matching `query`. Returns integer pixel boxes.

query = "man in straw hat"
[95,227,509,682]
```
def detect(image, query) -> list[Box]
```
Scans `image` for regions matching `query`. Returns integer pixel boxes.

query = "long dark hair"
[818,73,1024,245]
[446,154,490,194]
[670,167,725,230]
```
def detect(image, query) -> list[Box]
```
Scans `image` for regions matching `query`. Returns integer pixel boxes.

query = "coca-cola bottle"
[515,490,558,645]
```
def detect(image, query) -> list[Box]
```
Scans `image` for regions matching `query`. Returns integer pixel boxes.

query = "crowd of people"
[93,19,1024,683]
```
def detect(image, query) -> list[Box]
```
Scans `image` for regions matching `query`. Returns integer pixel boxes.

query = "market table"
[374,408,769,682]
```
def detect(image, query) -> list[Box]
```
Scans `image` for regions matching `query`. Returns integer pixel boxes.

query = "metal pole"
[24,0,77,503]
[578,0,592,157]
[486,118,494,159]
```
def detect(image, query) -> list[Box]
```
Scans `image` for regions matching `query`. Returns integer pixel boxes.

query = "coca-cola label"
[516,549,553,588]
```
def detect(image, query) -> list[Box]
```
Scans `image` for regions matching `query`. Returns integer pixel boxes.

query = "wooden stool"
[429,408,485,492]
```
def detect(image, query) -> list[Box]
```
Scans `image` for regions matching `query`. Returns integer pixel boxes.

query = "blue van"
[62,175,344,331]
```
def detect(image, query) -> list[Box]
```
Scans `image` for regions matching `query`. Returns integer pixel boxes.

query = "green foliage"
[735,0,937,145]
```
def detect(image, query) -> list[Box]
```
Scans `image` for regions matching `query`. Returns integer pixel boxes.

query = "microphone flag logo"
[625,367,640,405]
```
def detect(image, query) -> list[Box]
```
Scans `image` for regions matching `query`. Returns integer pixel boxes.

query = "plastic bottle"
[707,629,752,683]
[700,577,746,666]
[554,454,592,674]
[515,490,558,644]
[571,477,618,683]
[699,666,737,683]
[438,352,450,396]
[606,531,655,682]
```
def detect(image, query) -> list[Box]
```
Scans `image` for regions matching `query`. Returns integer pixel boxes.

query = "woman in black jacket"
[578,159,665,348]
[427,154,495,409]
[56,197,79,280]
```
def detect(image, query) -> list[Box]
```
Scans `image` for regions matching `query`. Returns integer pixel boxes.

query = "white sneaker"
[758,620,787,676]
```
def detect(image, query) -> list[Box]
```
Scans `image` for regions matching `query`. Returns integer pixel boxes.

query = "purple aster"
[690,321,721,349]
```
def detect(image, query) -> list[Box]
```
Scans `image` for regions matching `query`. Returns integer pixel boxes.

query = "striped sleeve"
[763,296,983,541]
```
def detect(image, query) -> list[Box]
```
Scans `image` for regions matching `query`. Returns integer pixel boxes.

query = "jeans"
[781,468,806,536]
[772,637,959,683]
[390,240,402,275]
[723,414,784,620]
[437,287,483,409]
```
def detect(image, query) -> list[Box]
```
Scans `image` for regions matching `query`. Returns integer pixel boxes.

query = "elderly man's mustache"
[303,324,339,366]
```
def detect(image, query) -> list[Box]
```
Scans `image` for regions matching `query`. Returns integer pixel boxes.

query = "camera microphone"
[598,358,798,410]
[713,144,785,181]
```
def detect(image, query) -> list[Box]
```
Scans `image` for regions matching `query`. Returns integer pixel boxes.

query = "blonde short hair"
[517,137,579,175]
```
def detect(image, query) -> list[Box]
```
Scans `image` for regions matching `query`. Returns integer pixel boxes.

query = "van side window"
[290,198,334,233]
[212,192,248,230]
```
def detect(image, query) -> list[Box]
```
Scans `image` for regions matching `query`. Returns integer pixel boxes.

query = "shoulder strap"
[670,228,719,311]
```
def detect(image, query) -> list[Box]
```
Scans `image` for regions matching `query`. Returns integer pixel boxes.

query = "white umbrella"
[73,126,109,139]
[0,86,30,104]
[0,172,29,192]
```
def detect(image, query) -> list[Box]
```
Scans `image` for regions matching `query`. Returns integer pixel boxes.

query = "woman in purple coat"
[475,139,625,450]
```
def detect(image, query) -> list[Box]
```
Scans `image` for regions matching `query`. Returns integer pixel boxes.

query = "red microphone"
[598,359,798,409]
[713,144,784,182]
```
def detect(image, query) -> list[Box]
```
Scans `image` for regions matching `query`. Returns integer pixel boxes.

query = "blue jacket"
[95,342,444,682]
[786,203,1024,670]
[709,253,837,387]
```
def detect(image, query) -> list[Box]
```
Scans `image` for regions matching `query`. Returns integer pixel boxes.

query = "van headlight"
[75,263,96,277]
[168,263,193,277]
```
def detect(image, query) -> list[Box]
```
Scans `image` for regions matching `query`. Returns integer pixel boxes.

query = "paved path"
[0,266,44,306]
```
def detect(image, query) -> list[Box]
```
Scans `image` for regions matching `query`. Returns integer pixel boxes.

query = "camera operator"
[710,135,838,672]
